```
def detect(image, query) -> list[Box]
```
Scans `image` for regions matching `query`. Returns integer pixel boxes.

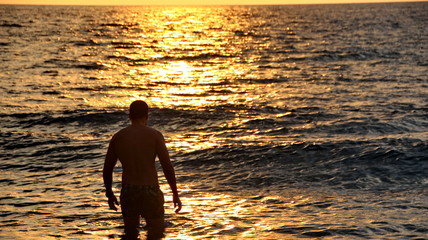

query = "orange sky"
[0,0,426,5]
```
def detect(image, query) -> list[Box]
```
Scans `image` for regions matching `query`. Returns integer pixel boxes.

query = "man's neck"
[131,118,147,126]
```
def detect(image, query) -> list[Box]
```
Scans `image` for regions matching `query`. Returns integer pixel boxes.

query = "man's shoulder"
[145,125,161,132]
[145,126,164,138]
[110,126,133,141]
[113,126,131,135]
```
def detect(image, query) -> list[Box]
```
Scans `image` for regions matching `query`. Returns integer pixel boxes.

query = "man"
[103,100,182,240]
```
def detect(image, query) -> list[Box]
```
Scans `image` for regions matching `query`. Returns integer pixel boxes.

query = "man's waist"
[121,182,160,190]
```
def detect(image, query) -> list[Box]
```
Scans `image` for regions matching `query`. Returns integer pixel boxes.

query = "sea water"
[0,2,427,239]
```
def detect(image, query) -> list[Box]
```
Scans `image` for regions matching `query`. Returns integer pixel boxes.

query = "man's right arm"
[156,131,182,213]
[103,135,119,211]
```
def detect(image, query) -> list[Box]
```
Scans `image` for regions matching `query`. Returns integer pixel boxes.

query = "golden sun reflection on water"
[149,61,211,108]
[83,6,258,111]
[158,183,287,240]
[157,183,371,240]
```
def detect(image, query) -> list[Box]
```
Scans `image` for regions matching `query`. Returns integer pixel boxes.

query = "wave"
[110,41,141,49]
[0,23,23,28]
[1,107,232,131]
[106,52,234,65]
[3,103,424,138]
[2,110,126,128]
[269,223,428,239]
[275,48,401,63]
[236,77,289,84]
[99,22,139,29]
[175,139,428,191]
[73,39,100,46]
[72,85,149,92]
[33,59,108,70]
[316,120,413,135]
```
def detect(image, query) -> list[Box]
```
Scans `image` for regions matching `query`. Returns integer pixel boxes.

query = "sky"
[0,0,426,5]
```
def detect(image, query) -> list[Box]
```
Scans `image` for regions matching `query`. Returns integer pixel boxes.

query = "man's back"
[111,124,162,186]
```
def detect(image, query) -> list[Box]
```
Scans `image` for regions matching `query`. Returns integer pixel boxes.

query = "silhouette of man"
[103,100,182,240]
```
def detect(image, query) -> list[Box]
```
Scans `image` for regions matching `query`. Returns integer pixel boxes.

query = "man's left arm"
[156,131,182,213]
[103,136,119,211]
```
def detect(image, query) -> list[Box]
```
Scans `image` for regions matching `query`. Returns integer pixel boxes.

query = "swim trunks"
[120,183,165,219]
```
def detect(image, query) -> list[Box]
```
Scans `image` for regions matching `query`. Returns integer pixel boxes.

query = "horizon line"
[0,0,426,7]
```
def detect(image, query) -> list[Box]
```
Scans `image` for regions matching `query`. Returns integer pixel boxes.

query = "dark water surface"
[1,2,427,239]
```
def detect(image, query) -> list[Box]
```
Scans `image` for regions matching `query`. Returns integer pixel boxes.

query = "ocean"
[0,2,427,239]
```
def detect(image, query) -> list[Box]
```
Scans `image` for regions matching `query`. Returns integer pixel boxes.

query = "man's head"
[129,100,149,120]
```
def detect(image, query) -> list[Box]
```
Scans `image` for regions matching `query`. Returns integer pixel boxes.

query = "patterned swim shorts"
[120,183,165,219]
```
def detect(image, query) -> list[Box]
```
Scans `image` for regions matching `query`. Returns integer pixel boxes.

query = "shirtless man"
[103,100,182,240]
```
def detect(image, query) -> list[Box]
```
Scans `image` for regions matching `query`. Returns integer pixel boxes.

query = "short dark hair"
[129,100,149,119]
